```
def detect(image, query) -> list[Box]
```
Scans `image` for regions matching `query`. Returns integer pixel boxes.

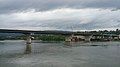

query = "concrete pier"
[65,37,72,42]
[65,35,93,42]
[84,35,92,42]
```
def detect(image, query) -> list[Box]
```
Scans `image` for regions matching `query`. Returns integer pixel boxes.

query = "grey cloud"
[0,6,120,30]
[0,0,120,14]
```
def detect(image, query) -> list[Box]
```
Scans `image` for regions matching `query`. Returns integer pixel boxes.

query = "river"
[0,40,120,67]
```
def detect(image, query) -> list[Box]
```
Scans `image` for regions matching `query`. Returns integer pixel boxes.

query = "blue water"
[0,40,120,67]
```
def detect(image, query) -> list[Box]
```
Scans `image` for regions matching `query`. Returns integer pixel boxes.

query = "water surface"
[0,40,120,67]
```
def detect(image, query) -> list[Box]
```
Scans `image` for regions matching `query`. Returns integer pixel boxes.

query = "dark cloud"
[0,0,120,14]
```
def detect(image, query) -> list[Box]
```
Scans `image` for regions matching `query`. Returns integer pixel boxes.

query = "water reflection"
[25,44,32,54]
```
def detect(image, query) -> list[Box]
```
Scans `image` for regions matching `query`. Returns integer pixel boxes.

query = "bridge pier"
[25,33,32,54]
[65,35,93,42]
[84,35,92,42]
[65,37,72,42]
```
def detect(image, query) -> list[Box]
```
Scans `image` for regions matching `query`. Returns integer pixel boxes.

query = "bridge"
[0,29,74,35]
[0,29,95,53]
[0,29,94,41]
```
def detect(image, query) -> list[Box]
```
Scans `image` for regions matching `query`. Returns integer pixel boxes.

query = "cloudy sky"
[0,0,120,31]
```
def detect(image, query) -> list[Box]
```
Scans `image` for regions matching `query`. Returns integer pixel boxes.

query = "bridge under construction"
[0,29,120,54]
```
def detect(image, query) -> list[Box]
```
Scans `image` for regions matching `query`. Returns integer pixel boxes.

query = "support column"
[25,34,32,54]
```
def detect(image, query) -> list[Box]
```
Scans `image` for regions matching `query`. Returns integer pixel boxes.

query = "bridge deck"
[0,29,73,35]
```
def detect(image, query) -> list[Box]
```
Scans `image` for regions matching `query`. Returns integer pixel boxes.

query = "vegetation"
[33,34,65,41]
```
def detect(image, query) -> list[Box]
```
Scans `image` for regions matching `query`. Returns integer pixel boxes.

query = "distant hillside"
[0,33,23,40]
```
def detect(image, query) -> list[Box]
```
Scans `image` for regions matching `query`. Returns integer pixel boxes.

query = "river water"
[0,40,120,67]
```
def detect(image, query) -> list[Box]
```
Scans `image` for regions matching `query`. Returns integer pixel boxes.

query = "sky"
[0,0,120,31]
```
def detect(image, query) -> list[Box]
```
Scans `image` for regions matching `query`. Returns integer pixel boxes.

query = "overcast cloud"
[0,0,120,31]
